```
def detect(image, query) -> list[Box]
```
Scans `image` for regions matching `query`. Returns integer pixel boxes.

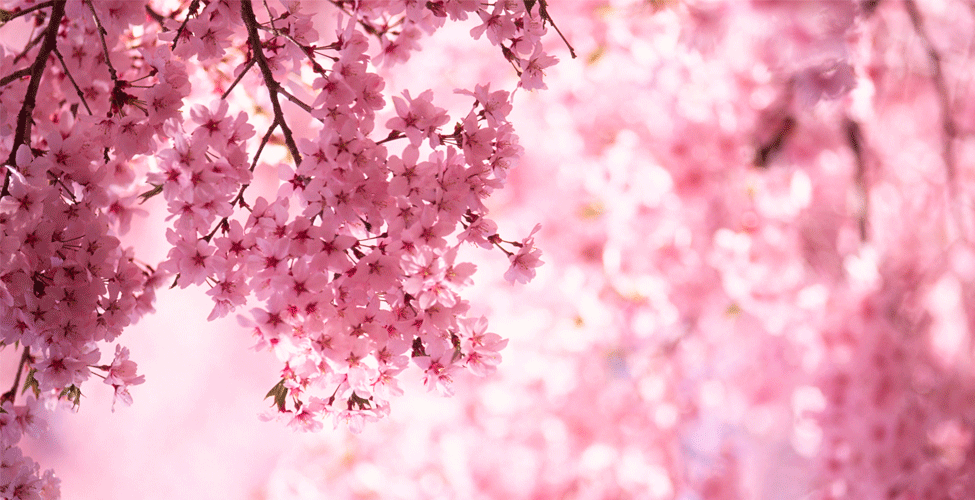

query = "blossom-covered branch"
[239,0,301,165]
[4,0,64,170]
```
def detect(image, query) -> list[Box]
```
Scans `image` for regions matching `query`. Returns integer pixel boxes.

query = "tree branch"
[171,0,201,50]
[53,46,93,115]
[0,67,30,88]
[84,0,119,83]
[13,29,47,64]
[4,0,66,171]
[201,123,277,243]
[0,0,56,25]
[0,347,32,406]
[221,58,256,100]
[277,86,314,115]
[240,0,302,166]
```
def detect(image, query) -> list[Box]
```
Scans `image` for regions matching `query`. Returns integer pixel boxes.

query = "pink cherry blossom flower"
[519,46,558,91]
[504,224,544,284]
[102,344,145,410]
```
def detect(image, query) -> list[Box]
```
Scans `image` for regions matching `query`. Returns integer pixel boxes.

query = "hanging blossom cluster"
[1,0,559,497]
[261,1,975,499]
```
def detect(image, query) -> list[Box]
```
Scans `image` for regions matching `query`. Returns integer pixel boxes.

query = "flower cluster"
[259,1,975,499]
[2,0,556,496]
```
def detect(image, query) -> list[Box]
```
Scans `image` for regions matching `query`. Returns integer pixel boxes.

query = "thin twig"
[144,4,167,28]
[328,0,386,40]
[84,0,119,83]
[12,27,46,64]
[262,0,278,33]
[241,0,302,166]
[53,46,93,115]
[171,0,201,50]
[221,57,256,99]
[251,121,279,173]
[376,130,405,145]
[0,0,56,24]
[536,0,576,59]
[904,0,955,182]
[277,86,314,115]
[201,123,278,243]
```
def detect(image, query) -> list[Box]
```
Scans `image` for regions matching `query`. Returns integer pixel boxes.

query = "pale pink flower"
[504,224,543,284]
[103,344,145,410]
[518,46,557,90]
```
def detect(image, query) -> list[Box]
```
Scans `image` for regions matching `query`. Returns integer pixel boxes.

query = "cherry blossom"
[2,0,557,496]
[9,0,975,499]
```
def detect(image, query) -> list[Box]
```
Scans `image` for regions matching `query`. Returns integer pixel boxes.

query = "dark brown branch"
[171,0,201,50]
[144,4,167,27]
[277,86,314,115]
[251,121,279,173]
[241,0,302,166]
[4,0,65,171]
[221,57,256,100]
[533,0,576,59]
[201,123,277,243]
[328,0,386,40]
[0,0,56,24]
[753,116,795,168]
[376,130,405,145]
[84,0,119,83]
[0,67,30,87]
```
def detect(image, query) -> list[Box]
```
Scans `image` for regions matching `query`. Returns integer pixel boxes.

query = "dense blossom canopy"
[3,0,975,499]
[2,0,549,497]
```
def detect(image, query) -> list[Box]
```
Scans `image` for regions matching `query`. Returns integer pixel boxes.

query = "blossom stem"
[12,28,46,64]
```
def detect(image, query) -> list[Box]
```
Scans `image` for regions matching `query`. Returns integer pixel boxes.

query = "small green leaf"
[265,379,288,412]
[450,332,463,363]
[347,392,372,410]
[58,384,83,410]
[138,184,163,204]
[22,369,40,398]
